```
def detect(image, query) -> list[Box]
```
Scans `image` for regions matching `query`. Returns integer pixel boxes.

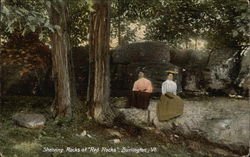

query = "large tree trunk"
[87,0,114,124]
[48,0,78,118]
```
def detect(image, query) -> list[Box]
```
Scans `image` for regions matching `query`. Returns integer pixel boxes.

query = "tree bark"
[48,0,78,118]
[87,0,114,124]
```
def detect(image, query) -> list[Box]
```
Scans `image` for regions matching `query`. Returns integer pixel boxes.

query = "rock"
[105,129,123,138]
[117,107,149,128]
[111,97,128,108]
[206,58,235,90]
[12,113,46,129]
[109,138,121,144]
[0,152,5,157]
[75,130,93,138]
[80,130,87,137]
[111,41,179,95]
[202,49,238,92]
[182,69,204,92]
[236,47,250,90]
[116,97,250,153]
[112,41,170,64]
[179,49,239,94]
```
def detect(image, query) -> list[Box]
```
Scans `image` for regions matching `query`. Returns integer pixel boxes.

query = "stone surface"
[205,57,235,90]
[117,108,149,127]
[236,47,250,90]
[12,113,46,129]
[111,97,128,108]
[179,49,238,93]
[112,41,170,64]
[116,97,250,152]
[111,41,179,95]
[2,44,247,97]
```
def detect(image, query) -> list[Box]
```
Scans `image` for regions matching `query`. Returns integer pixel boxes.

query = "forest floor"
[0,96,241,157]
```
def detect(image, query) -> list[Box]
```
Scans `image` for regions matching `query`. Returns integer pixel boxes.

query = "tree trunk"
[118,17,121,45]
[87,0,114,124]
[48,0,78,118]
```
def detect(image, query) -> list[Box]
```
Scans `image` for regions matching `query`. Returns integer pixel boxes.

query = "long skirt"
[157,93,184,121]
[128,91,151,109]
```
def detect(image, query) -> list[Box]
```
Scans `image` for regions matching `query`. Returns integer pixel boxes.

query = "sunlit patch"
[13,142,42,153]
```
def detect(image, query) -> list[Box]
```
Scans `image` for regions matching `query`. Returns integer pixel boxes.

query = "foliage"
[111,0,160,45]
[1,0,248,48]
[144,0,249,49]
[232,0,250,41]
[0,0,53,42]
[68,0,89,46]
[0,0,89,47]
[202,0,249,48]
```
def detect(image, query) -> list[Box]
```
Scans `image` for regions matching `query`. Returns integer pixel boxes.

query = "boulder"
[110,97,128,108]
[177,48,239,94]
[236,47,250,90]
[112,41,170,64]
[12,113,46,129]
[200,49,240,93]
[111,41,179,95]
[116,97,250,153]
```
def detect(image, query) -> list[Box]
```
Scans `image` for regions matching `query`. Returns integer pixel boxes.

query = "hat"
[166,70,178,74]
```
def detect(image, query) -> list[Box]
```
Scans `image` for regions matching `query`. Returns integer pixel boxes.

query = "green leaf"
[22,28,27,36]
[15,10,23,16]
[29,24,36,32]
[39,32,44,40]
[27,16,35,21]
[2,5,10,15]
[8,27,14,33]
[46,1,51,8]
[232,30,238,37]
[54,25,61,31]
[48,24,55,32]
[7,20,15,28]
[239,26,245,32]
[19,8,29,14]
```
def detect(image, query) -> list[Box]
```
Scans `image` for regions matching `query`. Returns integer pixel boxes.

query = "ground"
[0,96,237,157]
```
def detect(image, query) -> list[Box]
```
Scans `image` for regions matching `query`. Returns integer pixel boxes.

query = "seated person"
[128,72,153,109]
[157,70,184,121]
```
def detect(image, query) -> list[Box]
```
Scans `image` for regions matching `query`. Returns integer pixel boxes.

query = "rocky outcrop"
[236,47,250,91]
[12,113,46,129]
[171,48,242,95]
[111,42,246,96]
[112,41,170,64]
[111,41,179,95]
[2,42,248,97]
[115,97,250,154]
[204,49,237,91]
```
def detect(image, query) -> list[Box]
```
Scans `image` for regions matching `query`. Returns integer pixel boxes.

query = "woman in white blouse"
[161,73,177,95]
[157,70,184,121]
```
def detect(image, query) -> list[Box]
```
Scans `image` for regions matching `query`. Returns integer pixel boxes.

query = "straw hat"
[166,69,178,74]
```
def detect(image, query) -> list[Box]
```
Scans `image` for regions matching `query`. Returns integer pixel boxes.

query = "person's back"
[128,72,153,109]
[133,77,153,93]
